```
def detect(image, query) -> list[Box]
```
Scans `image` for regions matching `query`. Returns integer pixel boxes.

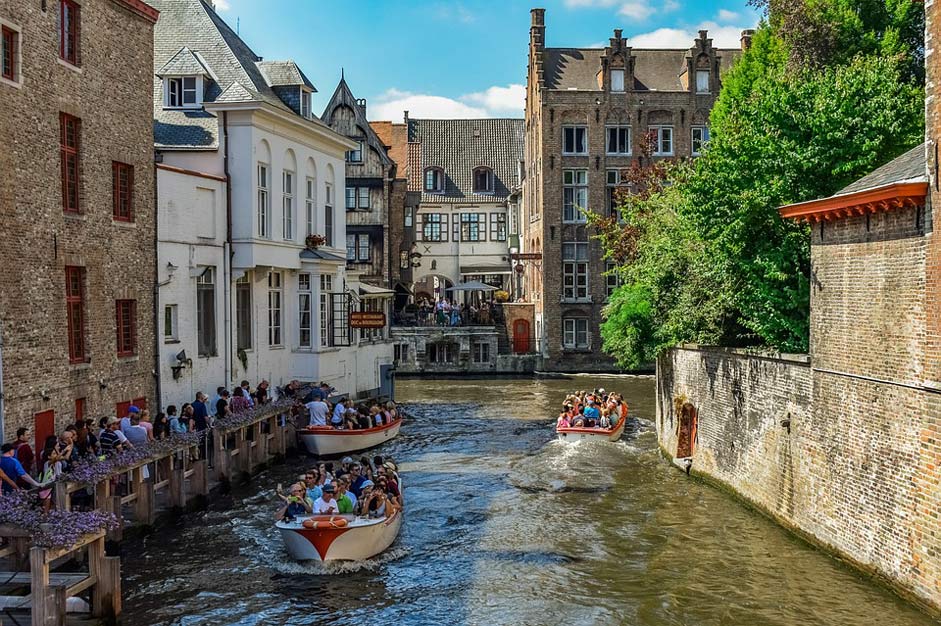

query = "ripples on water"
[121,376,936,626]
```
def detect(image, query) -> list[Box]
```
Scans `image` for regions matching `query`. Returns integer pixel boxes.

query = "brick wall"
[0,0,156,440]
[927,0,940,387]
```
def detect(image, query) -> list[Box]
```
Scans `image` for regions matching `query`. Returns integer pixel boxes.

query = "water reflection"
[120,375,934,626]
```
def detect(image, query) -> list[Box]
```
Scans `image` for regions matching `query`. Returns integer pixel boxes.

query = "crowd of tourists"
[299,391,399,431]
[275,455,403,521]
[556,388,628,429]
[414,298,495,326]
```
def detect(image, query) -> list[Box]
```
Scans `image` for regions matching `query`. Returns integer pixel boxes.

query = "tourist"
[319,462,334,484]
[313,483,339,514]
[124,415,149,448]
[167,406,184,434]
[305,394,329,427]
[361,483,389,518]
[557,412,571,429]
[193,393,211,431]
[230,386,251,413]
[335,477,355,514]
[255,380,270,406]
[152,411,169,440]
[75,420,99,459]
[304,469,324,503]
[275,482,312,520]
[348,463,367,498]
[240,380,255,408]
[209,386,224,419]
[120,405,140,433]
[139,409,155,441]
[370,405,383,427]
[0,443,43,494]
[12,427,34,475]
[598,409,612,429]
[99,418,126,457]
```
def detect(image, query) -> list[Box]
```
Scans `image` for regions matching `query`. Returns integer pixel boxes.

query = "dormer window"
[424,167,444,193]
[166,76,200,108]
[473,167,494,194]
[695,70,710,93]
[610,69,625,93]
[300,90,311,118]
[346,141,364,163]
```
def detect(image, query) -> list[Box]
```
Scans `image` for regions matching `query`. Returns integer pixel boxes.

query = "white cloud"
[369,84,526,121]
[630,20,757,48]
[618,2,656,20]
[432,3,475,24]
[717,9,741,22]
[213,0,231,10]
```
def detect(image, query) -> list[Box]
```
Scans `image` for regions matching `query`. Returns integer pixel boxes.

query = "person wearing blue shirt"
[583,401,601,420]
[0,443,42,493]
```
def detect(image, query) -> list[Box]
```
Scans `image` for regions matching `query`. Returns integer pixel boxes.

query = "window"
[563,318,589,349]
[324,183,333,246]
[473,167,494,193]
[2,25,18,82]
[282,170,294,240]
[610,69,625,92]
[404,207,413,228]
[60,113,81,214]
[650,126,673,156]
[236,275,252,350]
[460,213,486,242]
[394,343,409,363]
[345,187,356,210]
[426,343,456,364]
[490,213,507,242]
[606,125,631,155]
[358,187,369,209]
[298,273,312,348]
[420,213,447,242]
[166,76,198,108]
[562,126,587,155]
[346,233,370,262]
[346,141,363,163]
[300,90,311,118]
[59,0,80,66]
[605,261,622,299]
[268,271,282,346]
[65,266,86,363]
[115,299,137,357]
[196,267,216,357]
[696,70,710,93]
[346,187,370,210]
[562,169,588,222]
[691,126,710,156]
[606,169,629,219]
[358,234,370,261]
[163,304,178,342]
[346,234,356,261]
[424,167,444,193]
[472,342,490,364]
[257,164,270,238]
[562,242,589,300]
[305,177,315,236]
[320,274,333,347]
[112,162,133,222]
[359,298,384,342]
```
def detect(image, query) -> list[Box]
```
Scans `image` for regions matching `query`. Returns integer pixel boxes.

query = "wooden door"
[34,410,55,456]
[513,319,531,354]
[676,403,697,458]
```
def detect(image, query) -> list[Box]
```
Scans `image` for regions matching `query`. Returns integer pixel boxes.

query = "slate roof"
[156,46,217,79]
[543,46,740,91]
[149,0,330,149]
[257,61,315,90]
[836,143,926,195]
[408,118,525,203]
[321,77,393,170]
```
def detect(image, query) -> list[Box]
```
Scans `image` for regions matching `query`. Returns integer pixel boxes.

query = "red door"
[676,403,697,458]
[513,319,531,354]
[74,398,85,424]
[34,410,55,457]
[116,401,131,419]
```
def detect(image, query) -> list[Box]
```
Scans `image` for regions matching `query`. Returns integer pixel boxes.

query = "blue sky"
[210,0,761,120]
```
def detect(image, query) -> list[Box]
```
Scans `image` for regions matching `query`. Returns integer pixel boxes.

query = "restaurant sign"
[350,312,387,328]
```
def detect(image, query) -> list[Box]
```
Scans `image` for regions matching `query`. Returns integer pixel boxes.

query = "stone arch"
[256,138,271,164]
[560,110,588,124]
[606,108,631,124]
[283,148,297,173]
[647,109,673,125]
[695,53,710,69]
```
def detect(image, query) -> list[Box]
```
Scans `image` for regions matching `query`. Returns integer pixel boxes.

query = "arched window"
[473,167,494,193]
[424,167,444,193]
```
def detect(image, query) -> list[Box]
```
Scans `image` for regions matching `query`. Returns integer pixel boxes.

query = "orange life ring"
[302,516,348,529]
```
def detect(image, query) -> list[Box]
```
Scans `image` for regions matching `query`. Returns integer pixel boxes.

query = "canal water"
[121,375,935,625]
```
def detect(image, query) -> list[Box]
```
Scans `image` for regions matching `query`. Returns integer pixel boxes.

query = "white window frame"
[164,75,201,109]
[606,169,629,220]
[489,213,507,242]
[268,271,282,347]
[258,163,270,239]
[562,125,588,155]
[691,126,710,156]
[460,213,486,242]
[563,318,590,349]
[282,170,294,240]
[424,168,444,193]
[305,177,315,236]
[650,126,674,156]
[562,169,588,223]
[605,261,622,299]
[695,70,710,94]
[610,69,625,93]
[562,241,589,301]
[298,273,312,348]
[163,304,178,342]
[324,183,333,246]
[300,89,311,118]
[605,125,631,155]
[473,167,494,194]
[320,274,333,347]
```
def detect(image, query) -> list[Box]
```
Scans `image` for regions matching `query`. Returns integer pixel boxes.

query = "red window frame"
[112,162,134,222]
[1,25,16,81]
[116,299,137,357]
[74,397,86,424]
[60,113,81,213]
[59,0,80,66]
[65,266,86,363]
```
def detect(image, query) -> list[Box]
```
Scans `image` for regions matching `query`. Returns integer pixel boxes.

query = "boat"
[556,413,627,443]
[276,509,403,562]
[299,417,402,456]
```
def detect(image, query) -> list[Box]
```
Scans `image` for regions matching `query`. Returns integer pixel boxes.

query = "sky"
[208,0,762,121]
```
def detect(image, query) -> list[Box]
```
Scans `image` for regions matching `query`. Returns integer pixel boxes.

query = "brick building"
[522,8,746,371]
[0,0,158,446]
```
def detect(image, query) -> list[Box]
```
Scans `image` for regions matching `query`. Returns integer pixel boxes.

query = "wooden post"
[169,459,186,509]
[54,482,70,512]
[191,459,209,497]
[134,467,155,526]
[89,535,105,617]
[98,555,121,621]
[273,414,285,456]
[213,430,227,481]
[30,546,49,626]
[52,584,67,626]
[110,494,124,541]
[238,428,250,474]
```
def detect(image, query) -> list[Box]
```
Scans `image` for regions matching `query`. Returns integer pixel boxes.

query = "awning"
[446,281,498,292]
[358,283,395,297]
[460,264,512,275]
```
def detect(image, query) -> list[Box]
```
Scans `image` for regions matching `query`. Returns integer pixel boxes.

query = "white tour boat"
[299,418,402,456]
[277,506,403,562]
[556,413,627,443]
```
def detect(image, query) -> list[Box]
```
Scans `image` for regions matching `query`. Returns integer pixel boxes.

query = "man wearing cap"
[120,405,140,433]
[99,417,127,456]
[313,483,339,514]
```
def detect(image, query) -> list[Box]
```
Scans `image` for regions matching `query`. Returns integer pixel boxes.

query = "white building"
[152,0,393,409]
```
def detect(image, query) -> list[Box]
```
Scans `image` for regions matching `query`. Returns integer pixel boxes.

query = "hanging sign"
[350,312,387,328]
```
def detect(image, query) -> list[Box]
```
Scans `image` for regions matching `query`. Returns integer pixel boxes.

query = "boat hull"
[299,419,401,456]
[556,415,626,442]
[277,512,403,562]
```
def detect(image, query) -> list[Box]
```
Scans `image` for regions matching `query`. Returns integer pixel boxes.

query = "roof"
[149,0,331,149]
[299,248,346,263]
[321,77,393,170]
[256,60,315,90]
[407,118,525,203]
[543,46,741,91]
[779,143,927,222]
[156,46,216,79]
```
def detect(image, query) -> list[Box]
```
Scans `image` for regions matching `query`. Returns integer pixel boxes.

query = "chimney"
[610,28,623,49]
[356,98,367,117]
[740,29,755,50]
[531,8,545,52]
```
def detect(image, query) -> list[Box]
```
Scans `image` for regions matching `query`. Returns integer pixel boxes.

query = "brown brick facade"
[0,0,157,442]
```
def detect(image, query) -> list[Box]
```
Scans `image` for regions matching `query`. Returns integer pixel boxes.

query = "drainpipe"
[0,331,5,439]
[222,112,233,387]
[153,156,162,409]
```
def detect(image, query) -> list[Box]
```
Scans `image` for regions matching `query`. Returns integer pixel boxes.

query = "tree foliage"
[595,0,924,369]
